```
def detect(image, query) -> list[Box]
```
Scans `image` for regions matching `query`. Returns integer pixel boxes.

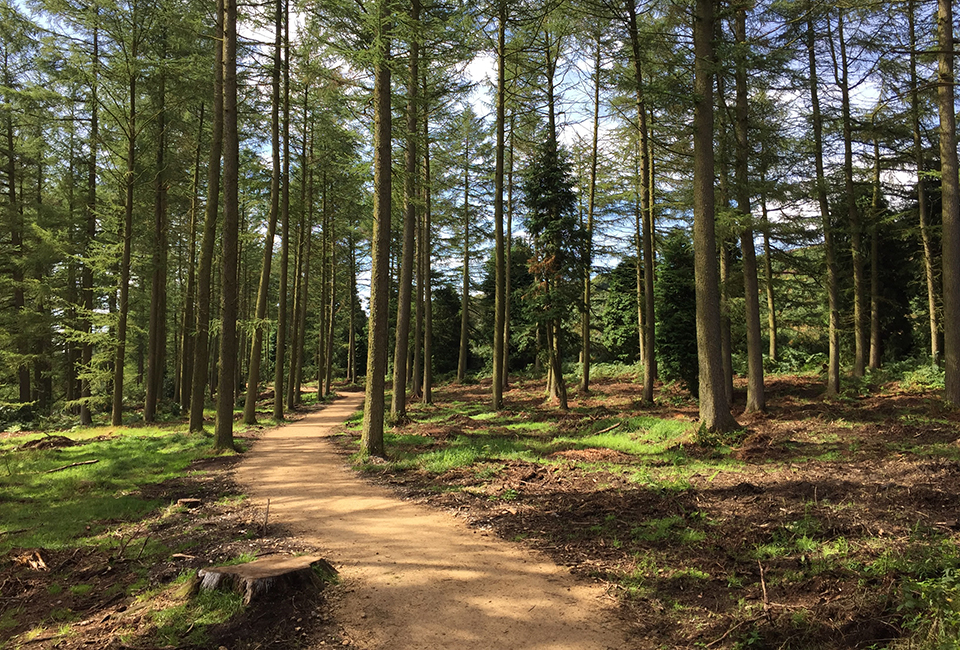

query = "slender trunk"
[910,0,940,365]
[273,0,291,421]
[6,63,28,411]
[759,149,777,361]
[422,105,433,403]
[180,104,204,413]
[581,33,601,395]
[693,0,737,432]
[392,0,420,417]
[938,0,960,403]
[112,49,138,426]
[835,11,867,378]
[411,190,424,400]
[361,14,392,458]
[869,130,882,370]
[190,0,223,433]
[735,5,764,412]
[716,72,734,405]
[502,112,514,392]
[807,17,841,397]
[324,216,336,393]
[145,47,168,423]
[492,1,507,409]
[242,0,282,424]
[626,0,655,403]
[80,22,99,426]
[288,96,309,409]
[318,172,329,393]
[215,0,239,451]
[457,128,470,382]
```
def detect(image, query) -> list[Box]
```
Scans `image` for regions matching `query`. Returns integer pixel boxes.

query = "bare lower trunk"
[693,0,737,432]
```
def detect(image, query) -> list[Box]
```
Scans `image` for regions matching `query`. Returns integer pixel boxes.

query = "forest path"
[235,392,630,650]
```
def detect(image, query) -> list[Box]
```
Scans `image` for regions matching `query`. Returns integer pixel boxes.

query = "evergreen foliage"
[655,229,698,397]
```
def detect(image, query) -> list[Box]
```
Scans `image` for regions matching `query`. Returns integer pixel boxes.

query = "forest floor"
[3,370,960,649]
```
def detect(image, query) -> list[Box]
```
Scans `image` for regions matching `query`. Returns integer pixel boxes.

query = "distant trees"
[4,0,960,448]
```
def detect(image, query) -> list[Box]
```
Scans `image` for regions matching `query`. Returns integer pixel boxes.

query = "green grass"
[0,425,217,554]
[152,585,245,647]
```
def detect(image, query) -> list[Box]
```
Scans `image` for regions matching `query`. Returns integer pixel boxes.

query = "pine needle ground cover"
[340,370,960,650]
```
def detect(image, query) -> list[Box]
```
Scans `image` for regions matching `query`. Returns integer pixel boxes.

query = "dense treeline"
[2,0,960,450]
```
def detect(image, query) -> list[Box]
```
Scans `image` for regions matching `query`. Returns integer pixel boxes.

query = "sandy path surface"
[235,393,630,650]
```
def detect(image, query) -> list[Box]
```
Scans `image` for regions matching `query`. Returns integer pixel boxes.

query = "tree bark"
[145,44,168,423]
[938,0,960,403]
[491,0,507,409]
[80,21,99,426]
[807,17,840,397]
[625,0,655,404]
[422,104,433,403]
[457,124,471,383]
[392,0,420,418]
[361,9,392,458]
[215,0,239,452]
[273,0,291,421]
[910,0,940,366]
[242,0,282,424]
[111,42,138,426]
[581,31,601,395]
[835,10,867,378]
[734,4,764,412]
[190,0,223,433]
[693,0,737,432]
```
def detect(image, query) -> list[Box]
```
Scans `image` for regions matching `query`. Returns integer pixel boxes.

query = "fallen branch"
[45,459,98,474]
[594,422,622,435]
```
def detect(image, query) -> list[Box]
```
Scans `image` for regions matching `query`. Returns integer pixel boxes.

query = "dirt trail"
[235,393,630,650]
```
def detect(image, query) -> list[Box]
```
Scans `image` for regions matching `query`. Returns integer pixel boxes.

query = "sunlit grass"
[0,425,216,553]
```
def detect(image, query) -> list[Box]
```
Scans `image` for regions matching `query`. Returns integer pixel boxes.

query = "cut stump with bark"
[194,555,337,605]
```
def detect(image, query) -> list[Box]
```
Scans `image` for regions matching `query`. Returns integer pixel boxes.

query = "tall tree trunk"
[422,104,433,403]
[324,216,335,393]
[361,9,392,458]
[273,0,291,421]
[759,149,776,362]
[491,0,507,409]
[457,127,470,383]
[242,0,282,424]
[112,44,138,426]
[5,58,29,412]
[834,10,867,378]
[392,0,419,418]
[180,104,204,413]
[215,0,239,451]
[625,0,655,404]
[318,172,329,393]
[869,129,882,370]
[288,97,309,410]
[145,47,168,423]
[502,112,514,392]
[910,0,940,366]
[80,22,99,426]
[693,0,737,432]
[716,72,734,405]
[581,32,601,395]
[807,17,841,397]
[735,4,764,413]
[190,0,223,433]
[938,0,960,403]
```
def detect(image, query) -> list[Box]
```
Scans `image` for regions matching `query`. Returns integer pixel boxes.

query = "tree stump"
[194,555,336,605]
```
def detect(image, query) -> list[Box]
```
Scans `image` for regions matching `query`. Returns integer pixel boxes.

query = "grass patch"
[0,426,216,554]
